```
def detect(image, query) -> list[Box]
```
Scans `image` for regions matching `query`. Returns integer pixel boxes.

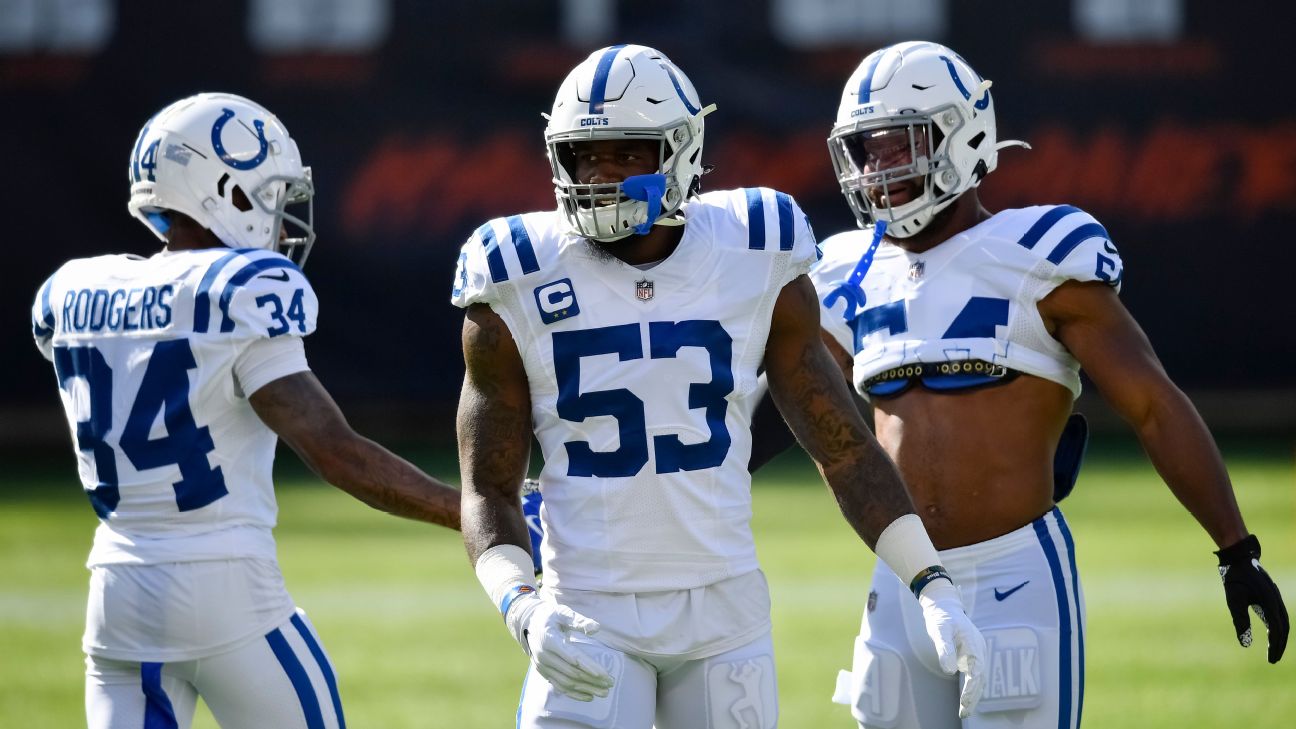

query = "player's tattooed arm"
[458,303,535,564]
[748,331,865,475]
[250,371,461,529]
[763,275,916,549]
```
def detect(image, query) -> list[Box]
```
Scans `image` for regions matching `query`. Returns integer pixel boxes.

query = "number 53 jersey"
[453,189,819,593]
[813,205,1124,400]
[31,248,318,567]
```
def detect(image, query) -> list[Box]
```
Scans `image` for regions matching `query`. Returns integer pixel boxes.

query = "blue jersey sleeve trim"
[216,257,303,333]
[477,222,509,284]
[775,192,795,251]
[506,215,541,275]
[193,248,261,333]
[1016,205,1081,251]
[745,188,766,250]
[1046,222,1110,265]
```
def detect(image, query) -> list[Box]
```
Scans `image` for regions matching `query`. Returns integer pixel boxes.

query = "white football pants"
[85,608,345,729]
[833,507,1086,729]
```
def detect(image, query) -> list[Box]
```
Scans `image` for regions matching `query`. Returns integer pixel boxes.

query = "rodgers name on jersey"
[452,187,818,593]
[32,248,318,566]
[812,205,1123,400]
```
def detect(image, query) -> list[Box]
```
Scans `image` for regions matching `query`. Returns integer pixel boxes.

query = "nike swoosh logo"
[994,581,1030,601]
[258,270,291,282]
[912,83,935,90]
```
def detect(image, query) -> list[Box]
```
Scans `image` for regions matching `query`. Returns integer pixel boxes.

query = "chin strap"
[995,139,1032,152]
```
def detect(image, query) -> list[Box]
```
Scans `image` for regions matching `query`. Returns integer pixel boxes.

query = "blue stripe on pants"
[1053,507,1085,728]
[140,662,178,729]
[1033,513,1075,729]
[266,627,327,729]
[291,613,347,729]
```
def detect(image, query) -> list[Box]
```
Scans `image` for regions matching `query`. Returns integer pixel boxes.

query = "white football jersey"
[31,248,318,566]
[811,205,1123,399]
[452,188,818,592]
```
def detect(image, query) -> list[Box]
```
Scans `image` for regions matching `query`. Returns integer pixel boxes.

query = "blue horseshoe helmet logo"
[211,108,270,170]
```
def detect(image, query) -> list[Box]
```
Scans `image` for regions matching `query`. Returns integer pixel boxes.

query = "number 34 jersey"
[812,205,1124,400]
[453,189,819,593]
[31,248,318,567]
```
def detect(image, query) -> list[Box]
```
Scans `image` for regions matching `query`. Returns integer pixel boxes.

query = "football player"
[31,93,461,729]
[453,45,987,728]
[749,41,1289,729]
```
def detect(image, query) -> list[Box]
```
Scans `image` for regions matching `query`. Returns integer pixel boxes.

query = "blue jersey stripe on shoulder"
[1046,222,1109,265]
[745,188,766,250]
[506,216,540,275]
[478,222,509,283]
[1017,205,1081,251]
[194,248,260,333]
[775,192,795,251]
[216,256,301,333]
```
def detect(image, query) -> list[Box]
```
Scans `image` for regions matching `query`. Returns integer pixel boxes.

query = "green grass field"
[1,441,1292,727]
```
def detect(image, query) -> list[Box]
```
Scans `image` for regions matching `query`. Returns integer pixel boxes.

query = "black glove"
[1215,534,1288,663]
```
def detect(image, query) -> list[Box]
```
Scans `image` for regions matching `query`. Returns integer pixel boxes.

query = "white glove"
[505,590,614,701]
[917,580,987,719]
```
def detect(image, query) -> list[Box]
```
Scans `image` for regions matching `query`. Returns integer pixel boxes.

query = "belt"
[863,360,1018,396]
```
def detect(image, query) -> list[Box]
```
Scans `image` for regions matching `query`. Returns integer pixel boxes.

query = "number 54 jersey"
[453,189,818,593]
[31,248,318,567]
[813,205,1124,400]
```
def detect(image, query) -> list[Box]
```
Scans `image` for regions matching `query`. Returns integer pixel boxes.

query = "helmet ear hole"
[967,131,986,150]
[231,185,253,212]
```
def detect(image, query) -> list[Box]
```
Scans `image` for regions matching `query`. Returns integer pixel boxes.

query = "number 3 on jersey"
[54,339,227,517]
[554,320,733,478]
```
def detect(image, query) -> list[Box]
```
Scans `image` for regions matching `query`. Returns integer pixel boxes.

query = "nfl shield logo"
[635,278,654,301]
[909,260,925,280]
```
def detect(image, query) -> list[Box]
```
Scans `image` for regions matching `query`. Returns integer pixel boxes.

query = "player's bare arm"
[250,371,460,529]
[458,302,534,562]
[1042,279,1288,662]
[1039,280,1247,547]
[763,275,915,549]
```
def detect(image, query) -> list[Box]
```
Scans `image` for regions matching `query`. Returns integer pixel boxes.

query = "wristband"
[499,584,536,617]
[910,565,955,598]
[875,514,949,595]
[474,544,536,615]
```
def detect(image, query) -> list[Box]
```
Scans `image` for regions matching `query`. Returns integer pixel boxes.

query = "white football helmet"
[828,41,1027,238]
[127,92,316,265]
[545,44,716,242]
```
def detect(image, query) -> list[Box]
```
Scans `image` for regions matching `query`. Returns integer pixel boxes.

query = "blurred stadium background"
[1,1,1293,727]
